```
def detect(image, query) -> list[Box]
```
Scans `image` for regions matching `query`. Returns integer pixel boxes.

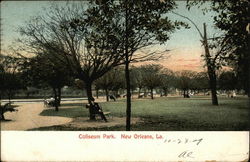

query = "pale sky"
[1,1,220,72]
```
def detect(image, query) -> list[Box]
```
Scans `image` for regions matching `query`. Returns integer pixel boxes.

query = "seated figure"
[86,98,107,122]
[109,95,116,101]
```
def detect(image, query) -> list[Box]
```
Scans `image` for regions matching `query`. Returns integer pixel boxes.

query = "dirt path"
[1,103,73,130]
[1,100,141,130]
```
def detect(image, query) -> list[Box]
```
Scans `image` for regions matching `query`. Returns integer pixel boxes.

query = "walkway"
[1,103,72,130]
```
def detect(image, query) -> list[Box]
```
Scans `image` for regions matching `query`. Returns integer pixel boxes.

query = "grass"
[34,96,250,131]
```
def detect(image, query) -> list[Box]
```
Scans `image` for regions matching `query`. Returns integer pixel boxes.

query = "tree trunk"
[57,87,61,106]
[96,89,99,99]
[85,82,95,120]
[53,87,59,111]
[144,89,147,97]
[247,59,250,98]
[105,88,109,102]
[203,23,218,105]
[138,87,141,98]
[125,61,131,131]
[208,70,218,105]
[115,90,119,97]
[164,89,168,96]
[150,88,154,99]
[125,0,132,131]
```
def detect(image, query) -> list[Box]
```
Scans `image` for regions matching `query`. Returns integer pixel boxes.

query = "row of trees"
[0,55,238,103]
[93,64,239,100]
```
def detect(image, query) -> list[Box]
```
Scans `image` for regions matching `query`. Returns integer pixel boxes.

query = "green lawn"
[34,96,250,131]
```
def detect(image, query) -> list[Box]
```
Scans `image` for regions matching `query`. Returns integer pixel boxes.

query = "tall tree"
[121,0,188,130]
[18,2,125,119]
[130,66,146,98]
[81,0,187,129]
[172,11,223,105]
[159,68,175,97]
[187,0,250,98]
[139,64,163,99]
[211,0,250,97]
[176,70,196,98]
[20,53,73,111]
[0,54,23,102]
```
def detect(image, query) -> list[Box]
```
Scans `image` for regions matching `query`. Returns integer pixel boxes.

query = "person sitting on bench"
[87,97,107,122]
[109,95,116,101]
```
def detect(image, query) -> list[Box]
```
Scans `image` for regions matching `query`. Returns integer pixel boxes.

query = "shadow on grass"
[60,103,86,107]
[40,107,89,118]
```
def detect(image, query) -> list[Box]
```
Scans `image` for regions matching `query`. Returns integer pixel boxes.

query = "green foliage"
[130,66,144,90]
[20,54,73,89]
[218,70,237,91]
[175,70,196,91]
[94,67,125,93]
[192,72,209,91]
[0,54,24,99]
[159,68,176,95]
[139,64,164,90]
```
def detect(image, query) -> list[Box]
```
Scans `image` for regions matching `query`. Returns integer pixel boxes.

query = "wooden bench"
[103,112,112,119]
[95,111,112,120]
[44,98,56,108]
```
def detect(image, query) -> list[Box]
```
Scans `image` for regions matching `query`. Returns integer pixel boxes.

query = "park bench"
[44,98,56,108]
[138,93,144,98]
[93,111,112,120]
[101,111,112,119]
[86,103,112,121]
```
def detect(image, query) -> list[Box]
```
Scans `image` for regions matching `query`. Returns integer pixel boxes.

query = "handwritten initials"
[178,150,194,158]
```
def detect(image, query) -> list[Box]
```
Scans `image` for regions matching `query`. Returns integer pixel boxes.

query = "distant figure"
[109,95,116,101]
[86,98,107,122]
[44,97,56,107]
[138,93,144,98]
[231,90,236,98]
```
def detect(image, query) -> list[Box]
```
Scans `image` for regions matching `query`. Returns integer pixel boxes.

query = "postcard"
[1,1,249,161]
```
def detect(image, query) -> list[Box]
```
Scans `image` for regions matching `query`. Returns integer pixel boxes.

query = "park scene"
[0,1,249,131]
